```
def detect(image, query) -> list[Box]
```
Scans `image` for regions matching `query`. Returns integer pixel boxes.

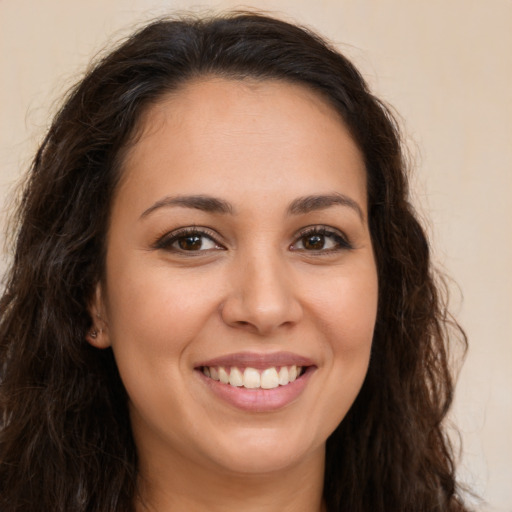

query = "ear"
[86,283,111,349]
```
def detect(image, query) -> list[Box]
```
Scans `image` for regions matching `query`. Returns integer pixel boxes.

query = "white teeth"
[278,366,289,385]
[229,367,243,387]
[219,367,229,384]
[261,368,279,389]
[243,367,261,389]
[203,364,304,389]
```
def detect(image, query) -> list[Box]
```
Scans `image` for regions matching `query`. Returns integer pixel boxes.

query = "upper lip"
[195,351,315,370]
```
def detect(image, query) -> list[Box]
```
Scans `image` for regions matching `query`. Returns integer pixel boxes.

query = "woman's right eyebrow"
[139,195,234,219]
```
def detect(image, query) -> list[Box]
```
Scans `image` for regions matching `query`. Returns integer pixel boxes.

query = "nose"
[220,250,303,336]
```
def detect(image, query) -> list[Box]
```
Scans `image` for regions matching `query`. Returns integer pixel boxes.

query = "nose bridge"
[221,242,302,334]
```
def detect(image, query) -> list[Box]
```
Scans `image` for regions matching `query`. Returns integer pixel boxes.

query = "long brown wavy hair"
[0,12,468,512]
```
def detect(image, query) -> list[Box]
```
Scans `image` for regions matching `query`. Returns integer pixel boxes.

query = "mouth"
[199,365,307,389]
[194,352,315,411]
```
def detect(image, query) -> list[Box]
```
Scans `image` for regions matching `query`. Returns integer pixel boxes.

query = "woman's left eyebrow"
[140,195,233,219]
[287,193,364,222]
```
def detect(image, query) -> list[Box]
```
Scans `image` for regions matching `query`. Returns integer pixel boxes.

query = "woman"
[0,12,468,512]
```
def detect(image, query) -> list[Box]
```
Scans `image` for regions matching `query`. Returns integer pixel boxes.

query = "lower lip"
[197,368,315,412]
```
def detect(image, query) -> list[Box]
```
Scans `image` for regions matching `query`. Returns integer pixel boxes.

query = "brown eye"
[178,235,204,251]
[153,228,223,253]
[291,227,352,253]
[302,234,326,250]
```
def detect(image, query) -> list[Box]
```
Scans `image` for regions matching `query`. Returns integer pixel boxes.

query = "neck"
[134,445,326,512]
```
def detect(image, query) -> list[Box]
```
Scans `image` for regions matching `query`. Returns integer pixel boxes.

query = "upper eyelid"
[294,224,348,239]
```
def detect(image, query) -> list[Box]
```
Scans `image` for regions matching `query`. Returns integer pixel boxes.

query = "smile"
[201,365,305,389]
[195,352,315,411]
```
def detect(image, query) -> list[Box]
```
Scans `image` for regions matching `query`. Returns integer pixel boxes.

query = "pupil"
[304,234,324,250]
[179,235,202,250]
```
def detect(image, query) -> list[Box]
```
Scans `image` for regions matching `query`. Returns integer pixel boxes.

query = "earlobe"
[86,284,111,349]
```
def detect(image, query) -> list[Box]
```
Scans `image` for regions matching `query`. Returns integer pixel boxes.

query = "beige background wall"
[1,1,511,510]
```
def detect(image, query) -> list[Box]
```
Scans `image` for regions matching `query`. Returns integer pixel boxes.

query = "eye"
[153,228,224,253]
[174,234,217,251]
[290,227,352,252]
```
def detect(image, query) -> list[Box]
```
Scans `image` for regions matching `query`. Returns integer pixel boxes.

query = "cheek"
[103,262,226,368]
[102,270,211,415]
[310,262,378,353]
[306,260,377,419]
[316,289,376,429]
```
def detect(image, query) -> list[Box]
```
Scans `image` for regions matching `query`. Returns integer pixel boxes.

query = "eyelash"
[152,225,353,254]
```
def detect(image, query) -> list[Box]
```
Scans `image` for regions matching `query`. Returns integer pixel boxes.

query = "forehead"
[115,77,367,214]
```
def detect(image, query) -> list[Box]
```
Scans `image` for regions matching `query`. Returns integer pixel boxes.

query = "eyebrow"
[287,193,364,221]
[140,195,233,218]
[140,192,364,221]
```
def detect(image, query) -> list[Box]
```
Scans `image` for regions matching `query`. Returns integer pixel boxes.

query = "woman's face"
[90,78,378,477]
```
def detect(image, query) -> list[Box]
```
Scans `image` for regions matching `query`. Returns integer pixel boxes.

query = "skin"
[88,78,378,512]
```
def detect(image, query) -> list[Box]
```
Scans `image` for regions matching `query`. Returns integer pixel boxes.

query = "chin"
[203,424,325,475]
